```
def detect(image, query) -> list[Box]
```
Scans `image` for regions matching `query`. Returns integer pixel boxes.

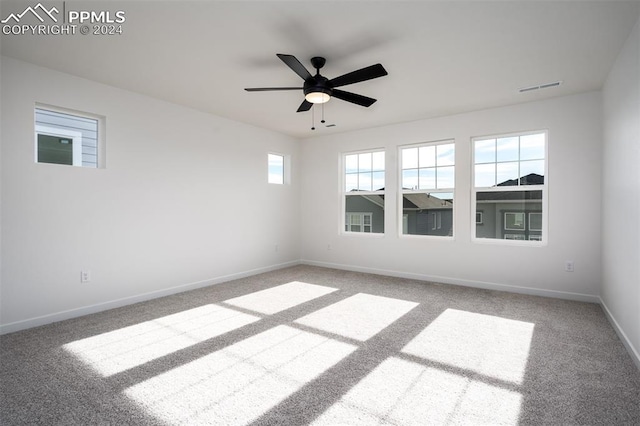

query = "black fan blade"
[332,89,377,107]
[297,99,313,112]
[277,54,313,81]
[329,64,388,88]
[245,87,302,92]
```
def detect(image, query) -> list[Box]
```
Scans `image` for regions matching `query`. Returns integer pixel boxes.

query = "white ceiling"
[2,1,639,139]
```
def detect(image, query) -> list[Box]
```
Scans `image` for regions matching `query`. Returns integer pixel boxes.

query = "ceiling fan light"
[305,91,331,104]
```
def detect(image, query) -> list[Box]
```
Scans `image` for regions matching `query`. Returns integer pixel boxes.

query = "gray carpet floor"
[1,265,639,425]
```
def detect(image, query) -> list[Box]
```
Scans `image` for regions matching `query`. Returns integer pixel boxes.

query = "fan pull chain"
[321,102,325,124]
[311,105,316,130]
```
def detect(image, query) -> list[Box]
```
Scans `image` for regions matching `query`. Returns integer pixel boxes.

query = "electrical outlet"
[81,270,91,283]
[565,261,574,272]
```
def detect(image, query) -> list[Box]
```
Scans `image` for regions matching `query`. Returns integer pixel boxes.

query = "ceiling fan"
[245,54,388,113]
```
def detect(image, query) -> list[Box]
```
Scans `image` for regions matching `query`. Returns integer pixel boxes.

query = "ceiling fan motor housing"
[303,75,333,98]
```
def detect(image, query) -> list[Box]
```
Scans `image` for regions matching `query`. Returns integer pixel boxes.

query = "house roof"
[497,173,544,187]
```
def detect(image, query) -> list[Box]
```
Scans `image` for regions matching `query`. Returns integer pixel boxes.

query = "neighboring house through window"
[35,106,101,168]
[400,140,455,237]
[473,131,546,242]
[344,150,385,234]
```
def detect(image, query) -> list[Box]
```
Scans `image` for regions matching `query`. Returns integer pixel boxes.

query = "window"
[346,213,372,233]
[344,150,385,234]
[400,140,454,237]
[35,107,100,168]
[473,131,546,242]
[504,212,525,230]
[268,153,285,184]
[528,212,542,231]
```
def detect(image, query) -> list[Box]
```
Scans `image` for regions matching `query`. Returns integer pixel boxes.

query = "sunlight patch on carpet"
[224,281,338,314]
[312,357,522,425]
[402,308,534,384]
[295,293,418,341]
[125,325,356,425]
[63,304,259,376]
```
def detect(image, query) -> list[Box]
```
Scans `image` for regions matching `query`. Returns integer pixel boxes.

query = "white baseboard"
[599,298,640,370]
[300,259,601,303]
[0,260,300,336]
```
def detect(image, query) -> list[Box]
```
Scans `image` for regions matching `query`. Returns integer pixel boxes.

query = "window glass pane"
[345,195,384,233]
[358,152,372,172]
[432,192,453,201]
[474,139,495,164]
[529,212,542,231]
[436,144,455,166]
[418,146,436,168]
[475,163,495,187]
[496,162,519,186]
[437,166,455,189]
[345,154,358,173]
[520,133,545,160]
[372,151,385,171]
[496,137,519,162]
[402,148,418,169]
[358,172,372,191]
[505,212,526,230]
[345,173,358,192]
[372,171,385,191]
[418,168,436,189]
[401,193,453,236]
[475,190,543,240]
[268,154,284,184]
[402,169,418,190]
[37,134,73,165]
[520,160,545,184]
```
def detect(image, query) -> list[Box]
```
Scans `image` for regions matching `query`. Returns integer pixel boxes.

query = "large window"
[473,131,546,242]
[344,150,385,234]
[35,107,101,168]
[400,140,455,237]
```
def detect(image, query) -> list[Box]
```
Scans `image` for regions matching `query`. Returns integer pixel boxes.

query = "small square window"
[35,107,101,168]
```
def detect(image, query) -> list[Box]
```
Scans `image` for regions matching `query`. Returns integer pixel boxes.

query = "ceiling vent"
[518,81,562,93]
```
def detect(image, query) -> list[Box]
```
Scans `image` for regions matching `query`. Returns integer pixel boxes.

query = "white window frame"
[399,139,455,239]
[472,130,548,245]
[35,125,83,166]
[342,149,385,236]
[345,212,373,233]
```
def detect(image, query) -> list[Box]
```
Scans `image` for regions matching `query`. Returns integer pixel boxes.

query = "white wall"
[0,56,300,333]
[300,92,603,301]
[602,17,640,366]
